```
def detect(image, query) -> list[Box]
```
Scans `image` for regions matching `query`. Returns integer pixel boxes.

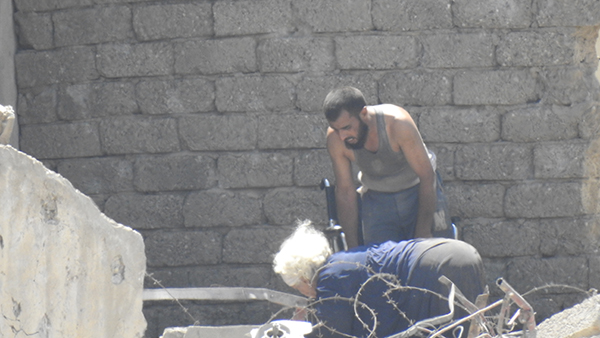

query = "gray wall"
[0,0,17,147]
[9,0,600,337]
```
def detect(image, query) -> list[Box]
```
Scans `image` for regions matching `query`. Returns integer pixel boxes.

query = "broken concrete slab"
[0,145,146,337]
[536,293,600,338]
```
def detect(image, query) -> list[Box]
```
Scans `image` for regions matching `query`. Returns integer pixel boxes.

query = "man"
[273,221,486,338]
[323,86,451,247]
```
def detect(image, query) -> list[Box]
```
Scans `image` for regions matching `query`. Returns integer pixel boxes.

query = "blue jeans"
[360,172,453,245]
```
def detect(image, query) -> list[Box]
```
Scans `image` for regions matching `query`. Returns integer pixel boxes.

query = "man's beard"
[344,120,369,150]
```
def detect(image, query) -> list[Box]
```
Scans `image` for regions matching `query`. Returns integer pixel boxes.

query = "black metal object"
[320,178,348,252]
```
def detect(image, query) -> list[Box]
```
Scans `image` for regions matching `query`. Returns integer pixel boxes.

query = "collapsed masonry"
[0,143,146,337]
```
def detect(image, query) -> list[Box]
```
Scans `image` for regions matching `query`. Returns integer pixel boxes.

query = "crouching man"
[273,220,486,338]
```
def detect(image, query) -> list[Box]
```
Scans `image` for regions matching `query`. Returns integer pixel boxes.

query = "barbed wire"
[144,270,597,338]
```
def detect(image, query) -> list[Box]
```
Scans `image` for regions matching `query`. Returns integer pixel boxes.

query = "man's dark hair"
[323,87,367,122]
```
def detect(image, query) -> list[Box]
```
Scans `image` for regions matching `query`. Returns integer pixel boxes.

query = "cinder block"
[504,182,585,218]
[188,265,274,288]
[104,193,185,230]
[534,141,588,179]
[133,154,217,192]
[379,70,452,106]
[293,0,372,32]
[145,267,191,288]
[257,114,326,149]
[215,75,295,112]
[372,0,452,31]
[223,226,293,264]
[497,30,577,67]
[145,230,222,267]
[445,183,505,218]
[297,74,379,113]
[99,116,180,155]
[258,37,334,73]
[539,217,600,257]
[57,156,133,195]
[427,144,455,180]
[13,11,53,50]
[174,37,257,75]
[136,78,215,115]
[179,114,257,151]
[421,33,495,68]
[454,69,539,105]
[133,3,213,41]
[14,0,91,11]
[58,81,137,120]
[502,105,580,142]
[20,122,102,159]
[462,219,540,258]
[183,190,263,228]
[54,6,133,47]
[479,258,508,297]
[97,42,173,78]
[539,67,599,106]
[419,106,501,143]
[335,35,418,70]
[506,256,588,293]
[17,86,58,124]
[452,0,532,28]
[218,152,293,189]
[294,149,334,187]
[214,0,292,36]
[455,143,532,180]
[263,187,327,225]
[15,47,98,88]
[537,0,600,27]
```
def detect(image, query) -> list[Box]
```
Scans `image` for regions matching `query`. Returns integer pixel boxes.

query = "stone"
[174,38,257,75]
[454,69,539,105]
[292,0,372,32]
[455,143,532,180]
[179,114,257,151]
[53,6,133,47]
[97,42,173,78]
[214,0,292,36]
[0,145,146,337]
[0,104,15,144]
[421,33,495,68]
[372,0,452,31]
[335,35,418,70]
[257,37,335,73]
[379,70,452,106]
[257,114,326,149]
[99,116,180,155]
[452,0,532,28]
[15,47,98,88]
[134,3,213,41]
[20,122,102,159]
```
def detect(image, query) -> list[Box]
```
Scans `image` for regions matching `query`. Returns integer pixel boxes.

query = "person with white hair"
[273,220,486,338]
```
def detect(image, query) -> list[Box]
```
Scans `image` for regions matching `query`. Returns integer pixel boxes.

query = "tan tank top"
[354,107,428,193]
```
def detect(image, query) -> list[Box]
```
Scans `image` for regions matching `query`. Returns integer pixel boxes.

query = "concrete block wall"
[10,0,600,336]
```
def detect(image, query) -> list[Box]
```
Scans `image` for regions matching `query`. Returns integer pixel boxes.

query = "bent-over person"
[273,221,486,338]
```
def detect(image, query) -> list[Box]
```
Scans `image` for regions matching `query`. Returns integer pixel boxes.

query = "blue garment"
[309,238,485,338]
[361,171,453,245]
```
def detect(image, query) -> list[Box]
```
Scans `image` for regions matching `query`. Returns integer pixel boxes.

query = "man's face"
[329,110,369,150]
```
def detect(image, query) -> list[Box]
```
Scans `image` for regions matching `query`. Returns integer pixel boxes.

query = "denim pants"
[360,172,453,246]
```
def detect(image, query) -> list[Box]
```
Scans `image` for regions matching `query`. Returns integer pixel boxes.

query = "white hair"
[273,220,332,287]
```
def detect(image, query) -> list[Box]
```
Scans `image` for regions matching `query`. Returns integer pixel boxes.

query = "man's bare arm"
[326,129,360,248]
[391,109,436,238]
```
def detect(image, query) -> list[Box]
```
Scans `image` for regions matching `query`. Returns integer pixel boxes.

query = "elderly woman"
[273,221,486,338]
